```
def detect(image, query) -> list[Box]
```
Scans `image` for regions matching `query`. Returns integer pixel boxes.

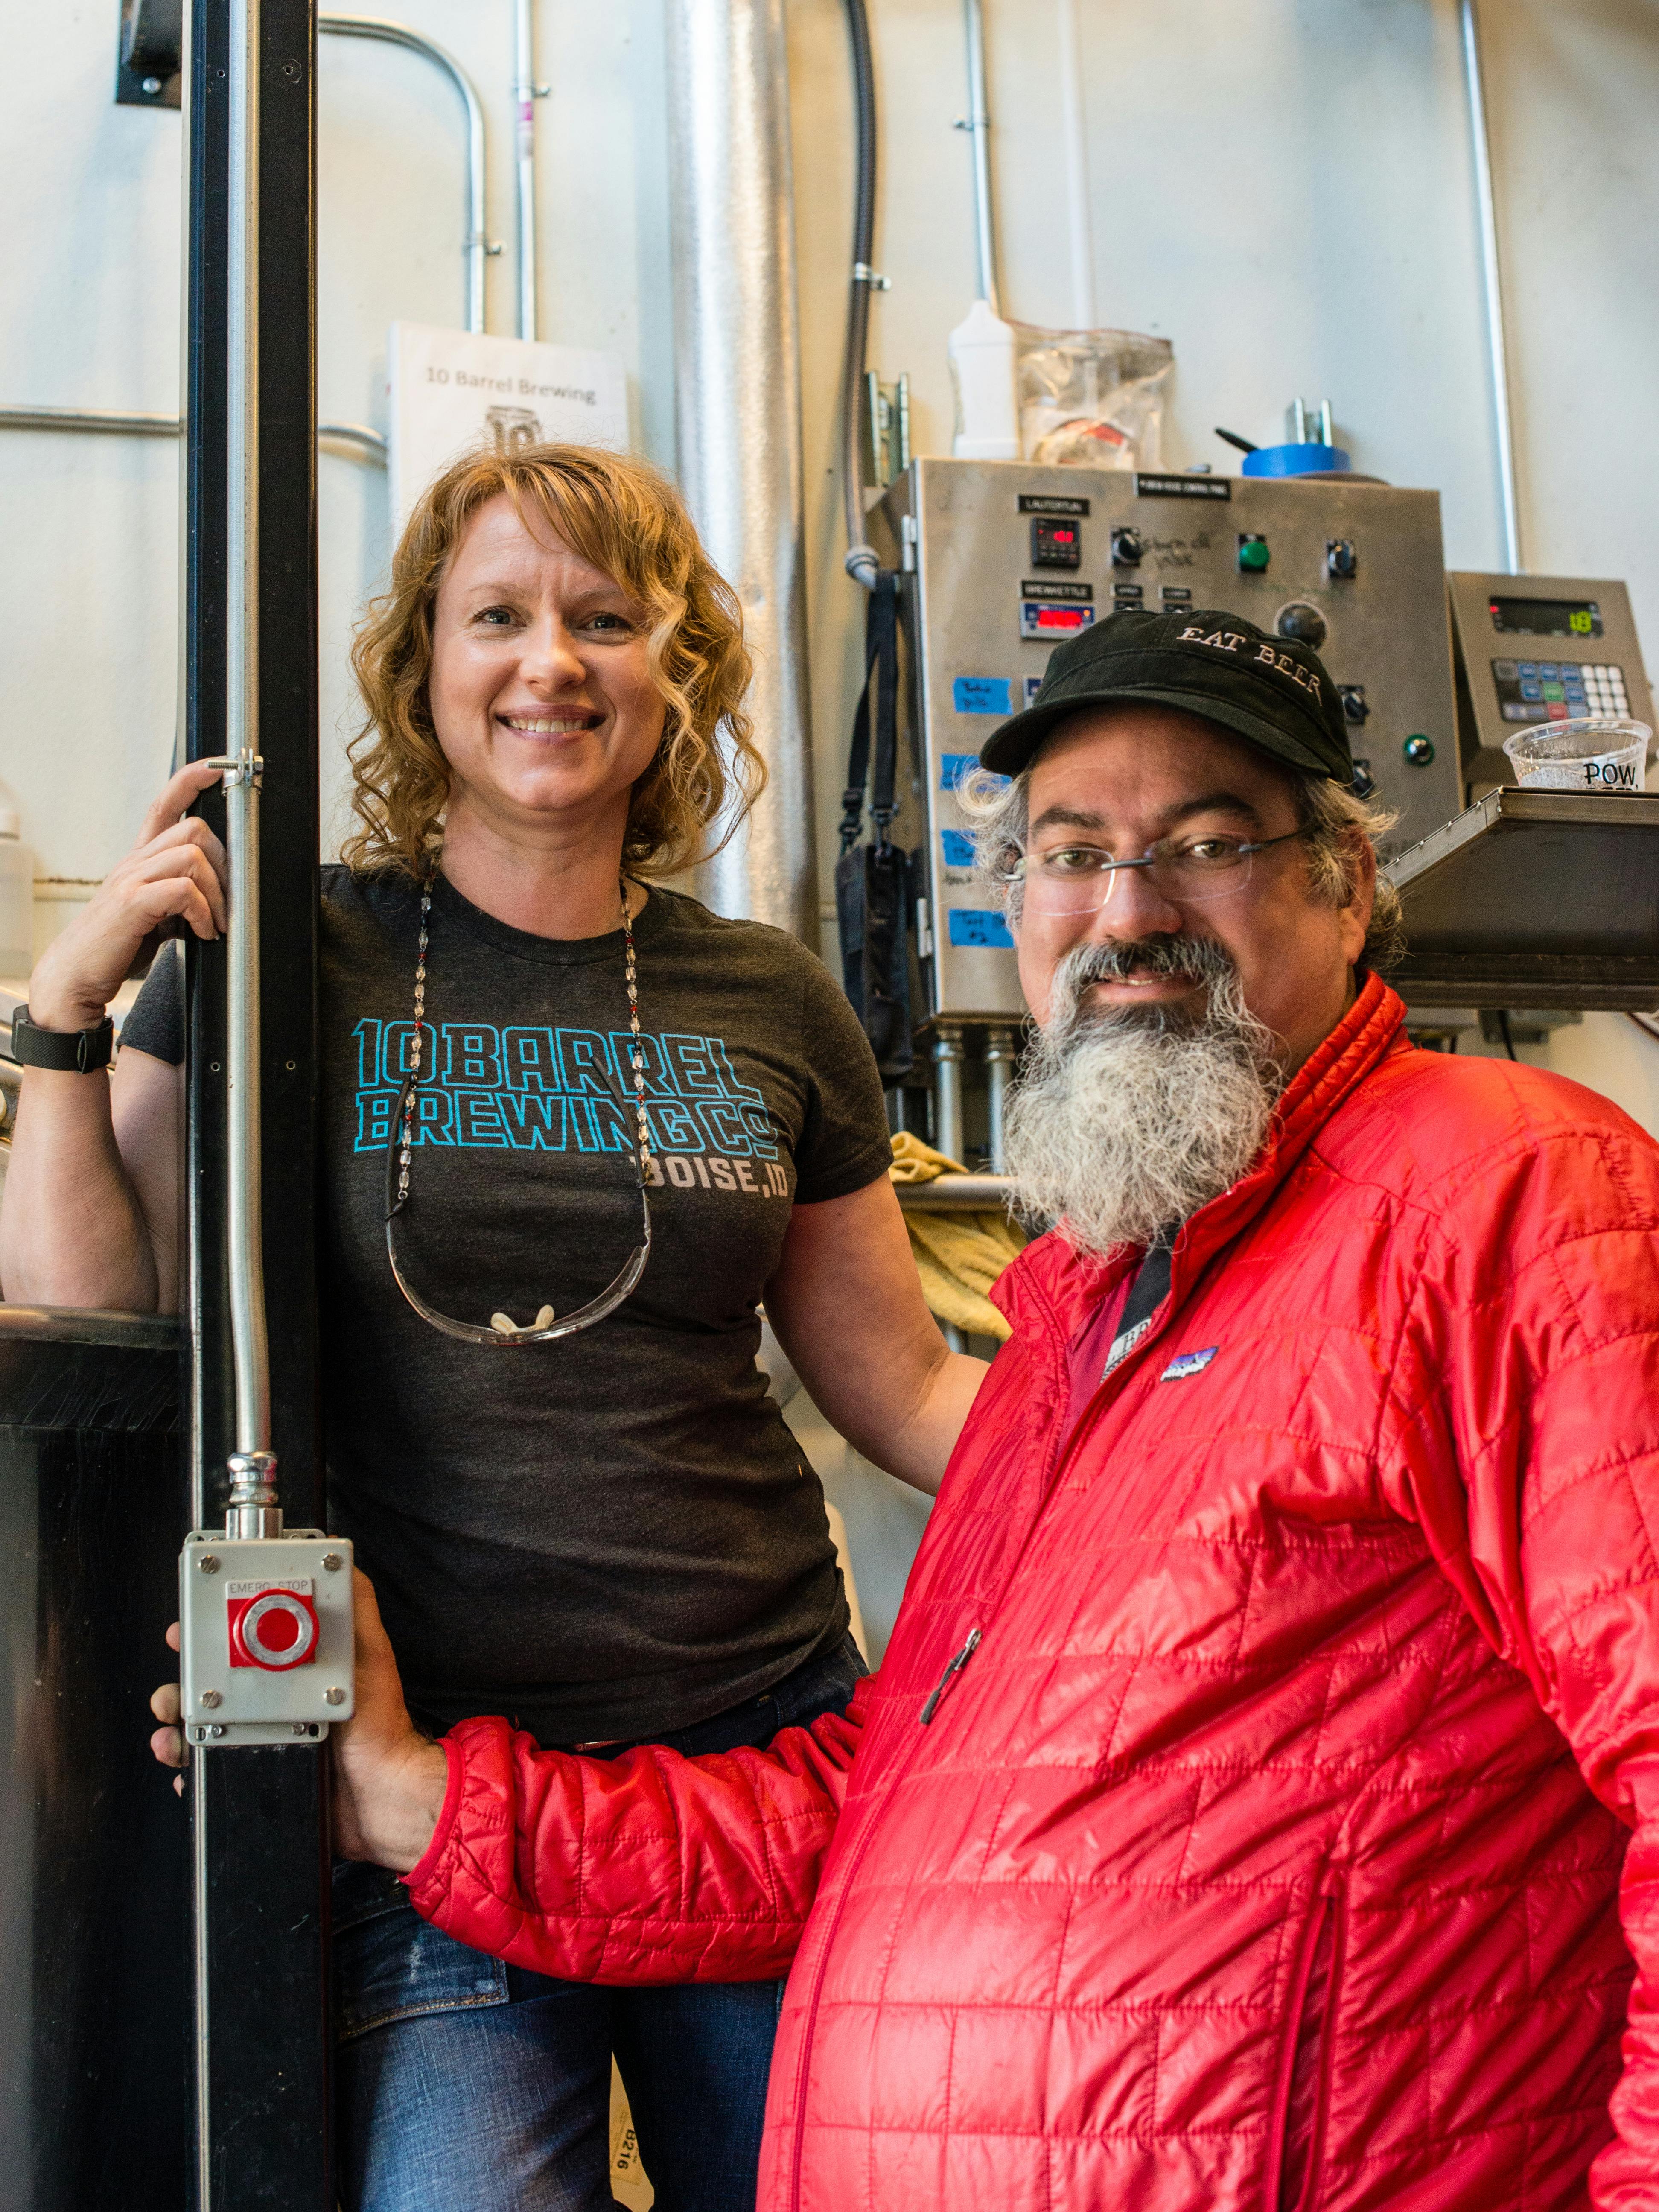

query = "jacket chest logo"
[1160,1346,1218,1381]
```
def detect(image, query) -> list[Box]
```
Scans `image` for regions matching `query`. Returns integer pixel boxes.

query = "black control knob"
[1338,684,1369,726]
[1327,538,1358,581]
[1350,758,1376,799]
[1275,601,1327,650]
[1110,526,1144,569]
[1403,735,1435,767]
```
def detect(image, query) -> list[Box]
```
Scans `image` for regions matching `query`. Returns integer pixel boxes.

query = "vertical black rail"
[184,3,329,2205]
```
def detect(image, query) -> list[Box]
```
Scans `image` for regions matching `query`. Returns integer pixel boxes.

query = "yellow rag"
[887,1132,1026,1339]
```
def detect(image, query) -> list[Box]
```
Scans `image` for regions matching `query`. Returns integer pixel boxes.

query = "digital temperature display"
[1489,595,1603,639]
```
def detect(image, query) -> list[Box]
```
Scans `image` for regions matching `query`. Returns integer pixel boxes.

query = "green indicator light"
[1403,735,1435,766]
[1238,535,1270,573]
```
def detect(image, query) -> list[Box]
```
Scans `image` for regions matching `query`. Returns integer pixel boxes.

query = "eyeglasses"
[1003,829,1303,918]
[383,1063,652,1345]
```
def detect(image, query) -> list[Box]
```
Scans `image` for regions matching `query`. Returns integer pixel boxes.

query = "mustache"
[1047,934,1238,1035]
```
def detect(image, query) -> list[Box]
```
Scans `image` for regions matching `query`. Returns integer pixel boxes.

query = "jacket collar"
[994,973,1408,1346]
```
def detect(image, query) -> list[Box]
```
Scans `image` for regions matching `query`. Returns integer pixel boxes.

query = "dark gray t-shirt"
[122,866,892,1742]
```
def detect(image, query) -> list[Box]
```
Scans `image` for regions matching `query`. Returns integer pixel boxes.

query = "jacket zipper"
[783,1266,1176,2211]
[919,1629,980,1723]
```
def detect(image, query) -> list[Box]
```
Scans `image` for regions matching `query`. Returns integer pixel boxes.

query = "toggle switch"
[1327,538,1358,580]
[1338,684,1369,725]
[1110,526,1144,568]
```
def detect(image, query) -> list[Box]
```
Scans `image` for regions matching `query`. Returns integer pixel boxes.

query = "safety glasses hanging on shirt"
[383,1065,653,1345]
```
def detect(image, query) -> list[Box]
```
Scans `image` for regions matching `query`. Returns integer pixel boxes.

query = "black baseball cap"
[979,607,1354,785]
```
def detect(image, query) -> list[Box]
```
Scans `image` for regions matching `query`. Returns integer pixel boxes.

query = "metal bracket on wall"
[116,0,183,108]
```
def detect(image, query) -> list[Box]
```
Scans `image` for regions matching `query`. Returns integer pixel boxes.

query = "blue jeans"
[334,1630,866,2212]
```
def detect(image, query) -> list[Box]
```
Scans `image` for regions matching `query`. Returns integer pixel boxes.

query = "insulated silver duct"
[665,0,818,943]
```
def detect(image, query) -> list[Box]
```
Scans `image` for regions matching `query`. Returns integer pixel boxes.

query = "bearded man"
[260,611,1659,2208]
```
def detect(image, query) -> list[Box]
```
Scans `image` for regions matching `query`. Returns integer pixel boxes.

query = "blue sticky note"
[948,908,1015,951]
[953,676,1012,716]
[941,830,976,866]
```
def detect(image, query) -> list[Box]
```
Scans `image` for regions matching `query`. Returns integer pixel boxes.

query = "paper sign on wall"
[387,321,629,526]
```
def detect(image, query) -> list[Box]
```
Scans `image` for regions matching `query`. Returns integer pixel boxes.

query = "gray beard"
[1003,937,1286,1257]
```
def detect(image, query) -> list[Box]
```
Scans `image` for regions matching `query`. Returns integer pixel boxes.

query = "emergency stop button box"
[179,1531,355,1746]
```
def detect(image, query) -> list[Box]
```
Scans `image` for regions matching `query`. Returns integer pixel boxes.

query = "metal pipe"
[1056,0,1095,328]
[1459,0,1522,574]
[931,1025,966,1165]
[0,403,179,437]
[319,419,388,458]
[513,0,539,341]
[666,0,819,942]
[210,755,277,1527]
[840,0,881,590]
[961,0,999,311]
[220,0,275,1510]
[0,404,386,460]
[983,1025,1017,1173]
[319,14,490,334]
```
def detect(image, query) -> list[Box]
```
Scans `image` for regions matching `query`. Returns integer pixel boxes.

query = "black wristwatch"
[9,1007,116,1073]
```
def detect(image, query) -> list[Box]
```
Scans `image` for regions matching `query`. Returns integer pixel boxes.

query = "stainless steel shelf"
[1385,787,1659,1009]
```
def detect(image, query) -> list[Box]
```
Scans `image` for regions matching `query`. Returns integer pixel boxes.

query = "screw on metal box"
[198,1555,220,1574]
[199,1690,222,1709]
[324,1687,345,1706]
[322,1552,343,1571]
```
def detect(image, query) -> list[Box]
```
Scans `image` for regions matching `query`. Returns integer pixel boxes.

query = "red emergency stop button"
[227,1581,320,1670]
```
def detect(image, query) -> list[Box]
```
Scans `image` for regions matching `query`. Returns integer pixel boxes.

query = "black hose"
[843,0,880,589]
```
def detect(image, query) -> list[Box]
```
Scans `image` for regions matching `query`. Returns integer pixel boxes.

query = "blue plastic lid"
[1241,442,1351,478]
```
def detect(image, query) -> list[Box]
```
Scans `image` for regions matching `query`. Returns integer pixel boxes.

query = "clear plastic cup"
[1502,716,1651,794]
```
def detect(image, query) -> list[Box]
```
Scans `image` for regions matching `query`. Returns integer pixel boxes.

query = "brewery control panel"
[1448,571,1654,791]
[872,460,1463,1022]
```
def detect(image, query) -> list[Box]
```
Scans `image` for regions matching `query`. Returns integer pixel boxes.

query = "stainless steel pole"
[1460,0,1522,575]
[983,1025,1017,1174]
[962,0,999,311]
[219,0,278,1538]
[514,0,539,340]
[665,0,818,941]
[320,14,491,334]
[931,1024,966,1164]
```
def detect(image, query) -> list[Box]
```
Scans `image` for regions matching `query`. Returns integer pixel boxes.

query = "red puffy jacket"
[408,976,1659,2210]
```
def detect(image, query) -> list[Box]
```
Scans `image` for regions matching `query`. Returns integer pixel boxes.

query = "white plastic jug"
[948,298,1020,461]
[0,808,32,983]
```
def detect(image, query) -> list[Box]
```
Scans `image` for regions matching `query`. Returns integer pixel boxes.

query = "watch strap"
[9,1008,116,1073]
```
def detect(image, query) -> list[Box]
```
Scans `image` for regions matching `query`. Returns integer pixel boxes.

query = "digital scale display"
[1489,595,1604,640]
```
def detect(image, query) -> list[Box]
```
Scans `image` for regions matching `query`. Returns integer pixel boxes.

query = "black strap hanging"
[835,573,915,1082]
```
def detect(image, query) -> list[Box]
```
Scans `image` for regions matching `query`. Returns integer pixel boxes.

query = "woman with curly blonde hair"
[7,443,983,2211]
